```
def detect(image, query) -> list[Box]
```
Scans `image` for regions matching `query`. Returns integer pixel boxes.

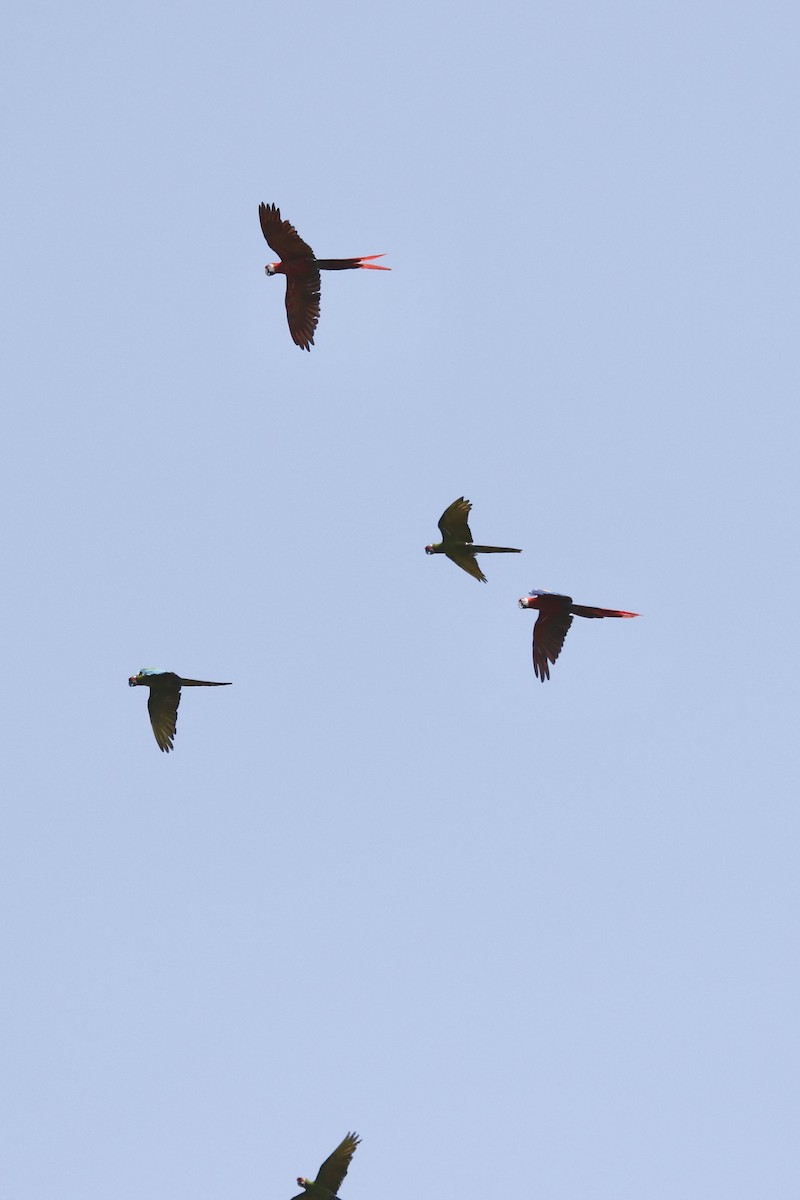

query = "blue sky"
[2,2,799,1197]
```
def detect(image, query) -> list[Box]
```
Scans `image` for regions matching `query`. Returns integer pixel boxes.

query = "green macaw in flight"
[426,496,522,582]
[291,1133,361,1200]
[128,669,231,752]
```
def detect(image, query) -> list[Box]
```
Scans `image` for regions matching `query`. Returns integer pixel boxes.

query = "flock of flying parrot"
[128,204,638,752]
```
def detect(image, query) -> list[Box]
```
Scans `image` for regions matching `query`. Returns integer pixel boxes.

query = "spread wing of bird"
[438,497,474,544]
[286,270,321,350]
[445,550,487,582]
[147,678,182,752]
[259,203,315,261]
[532,598,574,681]
[315,1133,361,1195]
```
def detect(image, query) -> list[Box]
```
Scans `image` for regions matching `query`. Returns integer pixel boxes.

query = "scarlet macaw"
[519,590,638,680]
[259,203,389,349]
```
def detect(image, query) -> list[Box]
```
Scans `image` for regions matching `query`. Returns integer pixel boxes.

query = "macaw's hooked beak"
[128,676,138,686]
[265,263,276,276]
[425,544,434,555]
[518,597,531,609]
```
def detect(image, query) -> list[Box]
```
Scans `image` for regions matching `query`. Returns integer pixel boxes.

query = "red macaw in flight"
[519,590,638,681]
[259,203,389,350]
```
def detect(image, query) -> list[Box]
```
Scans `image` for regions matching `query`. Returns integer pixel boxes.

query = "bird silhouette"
[426,497,521,582]
[128,669,231,752]
[291,1133,361,1200]
[519,590,638,680]
[259,203,389,350]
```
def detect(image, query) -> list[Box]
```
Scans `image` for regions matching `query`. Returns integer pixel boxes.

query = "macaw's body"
[519,590,638,681]
[426,496,522,582]
[291,1133,361,1200]
[128,669,232,752]
[259,203,389,350]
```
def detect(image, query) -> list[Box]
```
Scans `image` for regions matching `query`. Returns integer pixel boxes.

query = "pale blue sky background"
[2,1,799,1197]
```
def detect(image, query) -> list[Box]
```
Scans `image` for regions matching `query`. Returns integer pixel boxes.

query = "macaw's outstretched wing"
[147,680,181,752]
[315,1133,361,1195]
[259,203,315,261]
[285,270,321,350]
[445,550,487,582]
[533,608,574,681]
[438,497,474,544]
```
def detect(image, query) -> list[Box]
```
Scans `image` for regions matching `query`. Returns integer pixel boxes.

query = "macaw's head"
[265,263,277,276]
[297,1179,309,1190]
[129,669,155,686]
[518,596,535,610]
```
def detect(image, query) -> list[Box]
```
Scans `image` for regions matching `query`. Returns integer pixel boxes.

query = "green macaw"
[426,496,522,582]
[291,1133,361,1200]
[128,669,231,752]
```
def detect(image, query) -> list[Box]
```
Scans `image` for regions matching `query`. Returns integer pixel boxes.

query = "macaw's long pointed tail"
[177,679,233,687]
[570,605,639,620]
[470,545,522,554]
[356,254,390,270]
[315,254,391,271]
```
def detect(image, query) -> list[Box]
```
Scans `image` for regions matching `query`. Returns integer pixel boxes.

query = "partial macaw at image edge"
[290,1133,361,1200]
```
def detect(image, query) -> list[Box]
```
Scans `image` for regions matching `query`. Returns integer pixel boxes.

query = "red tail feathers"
[571,605,639,619]
[357,254,391,270]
